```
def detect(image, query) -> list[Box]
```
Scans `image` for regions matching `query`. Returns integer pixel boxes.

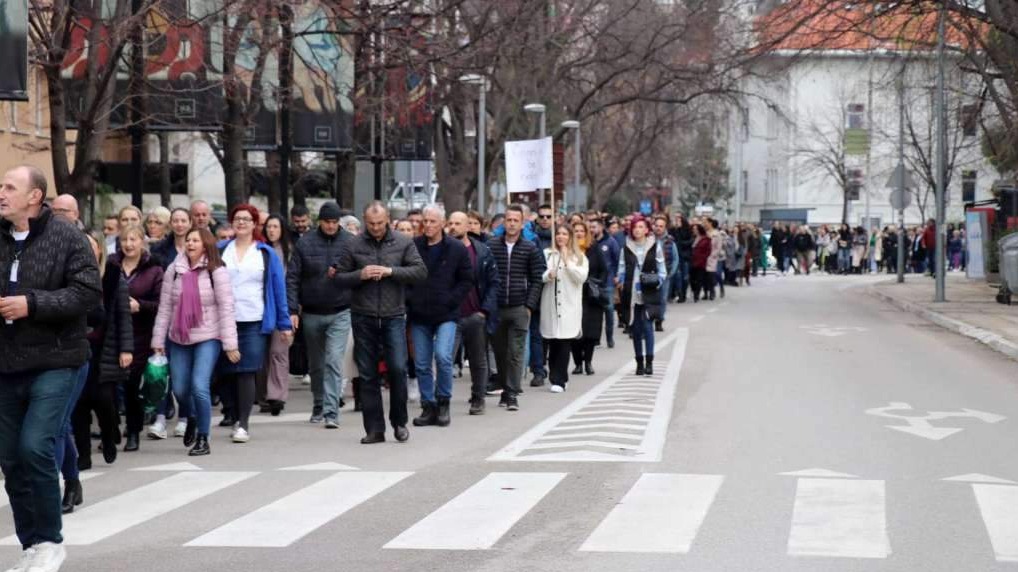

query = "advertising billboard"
[0,0,28,101]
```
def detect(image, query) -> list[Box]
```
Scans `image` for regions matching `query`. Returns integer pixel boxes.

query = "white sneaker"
[174,420,187,437]
[407,378,421,403]
[4,547,35,572]
[231,427,250,443]
[550,385,565,393]
[301,375,311,386]
[147,421,167,440]
[25,542,64,572]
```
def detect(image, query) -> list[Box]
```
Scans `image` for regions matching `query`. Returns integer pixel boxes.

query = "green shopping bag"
[141,355,170,415]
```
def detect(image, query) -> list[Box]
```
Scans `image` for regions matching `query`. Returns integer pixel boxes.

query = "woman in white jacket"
[541,225,589,393]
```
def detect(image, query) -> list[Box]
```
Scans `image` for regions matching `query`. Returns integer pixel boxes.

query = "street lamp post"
[562,120,581,213]
[460,75,488,215]
[524,103,547,205]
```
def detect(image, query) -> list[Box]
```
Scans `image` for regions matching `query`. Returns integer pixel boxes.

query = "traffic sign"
[889,189,912,211]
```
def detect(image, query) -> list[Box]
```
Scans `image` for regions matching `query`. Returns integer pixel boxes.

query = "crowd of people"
[765,220,968,276]
[0,161,968,572]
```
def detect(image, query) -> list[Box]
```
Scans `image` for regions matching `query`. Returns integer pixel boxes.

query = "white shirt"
[223,241,265,322]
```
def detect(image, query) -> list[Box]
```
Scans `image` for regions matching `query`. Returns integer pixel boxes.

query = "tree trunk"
[842,192,849,224]
[336,150,356,208]
[222,113,247,210]
[266,150,281,214]
[159,132,171,207]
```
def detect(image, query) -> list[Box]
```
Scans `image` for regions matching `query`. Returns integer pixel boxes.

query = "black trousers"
[546,339,572,387]
[456,313,489,403]
[72,374,119,463]
[571,339,595,366]
[352,314,409,434]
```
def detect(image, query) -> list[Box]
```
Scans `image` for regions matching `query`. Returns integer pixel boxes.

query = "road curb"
[868,286,1018,363]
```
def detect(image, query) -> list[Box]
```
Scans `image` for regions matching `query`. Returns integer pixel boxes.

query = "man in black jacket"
[448,211,500,415]
[286,202,354,427]
[336,201,427,444]
[0,165,101,572]
[487,205,546,411]
[407,206,472,428]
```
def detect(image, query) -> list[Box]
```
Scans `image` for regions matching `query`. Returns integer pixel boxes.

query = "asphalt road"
[7,273,1018,572]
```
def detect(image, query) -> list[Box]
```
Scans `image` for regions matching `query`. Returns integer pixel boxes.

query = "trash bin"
[997,233,1018,304]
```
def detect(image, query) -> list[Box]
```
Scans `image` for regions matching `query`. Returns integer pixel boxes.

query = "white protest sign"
[505,137,553,194]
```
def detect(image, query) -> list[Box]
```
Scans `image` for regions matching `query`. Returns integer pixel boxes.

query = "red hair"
[628,214,650,239]
[229,204,264,242]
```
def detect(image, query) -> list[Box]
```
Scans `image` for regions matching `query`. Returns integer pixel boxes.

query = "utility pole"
[865,13,875,233]
[278,6,294,215]
[128,0,145,209]
[897,63,906,284]
[477,83,486,215]
[934,2,947,302]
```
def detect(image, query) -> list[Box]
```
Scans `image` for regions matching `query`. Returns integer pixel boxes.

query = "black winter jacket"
[0,206,102,374]
[98,269,134,385]
[336,229,427,318]
[670,225,694,261]
[408,235,473,326]
[487,235,546,311]
[287,227,354,315]
[465,235,501,335]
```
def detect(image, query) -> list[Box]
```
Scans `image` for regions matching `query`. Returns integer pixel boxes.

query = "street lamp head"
[561,120,580,129]
[524,103,546,114]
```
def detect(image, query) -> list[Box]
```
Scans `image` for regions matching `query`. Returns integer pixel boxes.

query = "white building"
[728,4,996,228]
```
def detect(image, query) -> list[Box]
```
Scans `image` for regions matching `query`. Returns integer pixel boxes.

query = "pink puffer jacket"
[152,254,238,351]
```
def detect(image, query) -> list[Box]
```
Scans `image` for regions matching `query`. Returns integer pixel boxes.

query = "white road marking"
[0,472,104,510]
[187,471,411,547]
[278,462,361,471]
[131,462,203,471]
[866,402,1006,441]
[787,478,890,559]
[247,412,314,425]
[973,483,1018,561]
[580,473,724,553]
[0,472,257,545]
[706,308,718,314]
[779,468,859,479]
[486,329,688,458]
[942,473,1018,485]
[384,472,566,550]
[689,315,705,322]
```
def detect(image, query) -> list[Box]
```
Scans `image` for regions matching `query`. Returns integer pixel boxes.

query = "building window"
[846,103,865,130]
[962,170,977,203]
[960,104,978,138]
[739,106,749,141]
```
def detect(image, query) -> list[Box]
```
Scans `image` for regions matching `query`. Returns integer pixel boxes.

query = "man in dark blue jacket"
[589,215,620,348]
[448,211,499,415]
[407,206,473,427]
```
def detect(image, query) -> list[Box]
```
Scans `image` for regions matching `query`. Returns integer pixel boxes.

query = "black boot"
[584,361,595,375]
[77,456,92,472]
[654,320,664,332]
[61,479,83,514]
[413,402,438,427]
[101,433,117,464]
[188,434,210,456]
[635,356,645,376]
[183,417,197,448]
[436,398,451,427]
[645,356,654,376]
[268,400,284,416]
[124,432,139,452]
[572,363,584,375]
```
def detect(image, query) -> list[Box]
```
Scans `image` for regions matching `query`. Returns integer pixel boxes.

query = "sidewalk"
[869,273,1018,362]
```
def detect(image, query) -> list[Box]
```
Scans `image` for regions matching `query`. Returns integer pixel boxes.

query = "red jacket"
[922,225,936,250]
[691,236,712,269]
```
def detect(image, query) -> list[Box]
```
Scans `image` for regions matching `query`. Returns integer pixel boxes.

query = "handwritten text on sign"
[505,137,554,194]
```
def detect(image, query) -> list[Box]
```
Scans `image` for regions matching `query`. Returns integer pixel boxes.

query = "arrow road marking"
[866,402,1007,441]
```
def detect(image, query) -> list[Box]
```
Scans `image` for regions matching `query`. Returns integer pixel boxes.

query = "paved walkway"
[869,272,1018,360]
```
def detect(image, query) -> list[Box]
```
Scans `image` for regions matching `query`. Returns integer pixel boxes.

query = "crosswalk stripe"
[580,473,724,553]
[547,423,646,432]
[557,417,648,426]
[526,440,640,451]
[186,471,412,547]
[384,472,566,550]
[0,472,105,510]
[972,483,1018,561]
[537,432,642,442]
[0,472,257,546]
[787,478,890,559]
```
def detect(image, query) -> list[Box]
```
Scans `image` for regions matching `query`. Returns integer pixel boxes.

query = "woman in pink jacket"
[152,228,238,456]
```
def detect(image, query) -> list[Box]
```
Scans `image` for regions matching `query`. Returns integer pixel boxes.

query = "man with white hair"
[49,195,81,227]
[406,205,472,427]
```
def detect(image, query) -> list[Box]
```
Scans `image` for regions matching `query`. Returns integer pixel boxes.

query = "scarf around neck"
[172,261,206,343]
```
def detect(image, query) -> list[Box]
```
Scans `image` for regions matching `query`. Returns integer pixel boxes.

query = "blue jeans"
[673,260,689,301]
[302,310,351,420]
[0,367,77,548]
[352,314,409,434]
[838,247,851,272]
[528,310,546,377]
[631,305,654,358]
[411,321,458,404]
[55,363,88,482]
[168,339,222,435]
[604,300,615,344]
